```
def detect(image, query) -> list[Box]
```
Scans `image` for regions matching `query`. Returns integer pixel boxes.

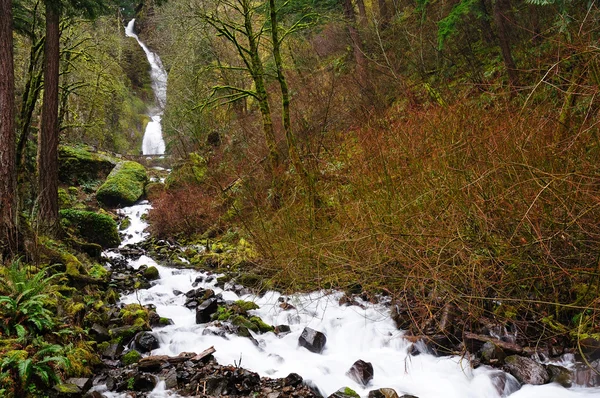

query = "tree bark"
[356,0,367,26]
[343,0,369,89]
[378,0,390,28]
[38,1,61,232]
[0,0,17,254]
[492,0,518,89]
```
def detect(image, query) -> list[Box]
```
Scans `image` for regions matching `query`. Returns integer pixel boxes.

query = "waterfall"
[125,19,166,156]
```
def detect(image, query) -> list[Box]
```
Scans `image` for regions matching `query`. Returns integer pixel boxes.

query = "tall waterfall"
[125,19,167,156]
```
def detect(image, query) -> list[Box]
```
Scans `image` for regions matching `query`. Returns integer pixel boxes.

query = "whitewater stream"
[125,19,167,156]
[96,202,600,398]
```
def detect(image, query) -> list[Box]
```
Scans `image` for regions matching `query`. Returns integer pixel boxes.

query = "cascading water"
[125,19,167,156]
[96,203,600,398]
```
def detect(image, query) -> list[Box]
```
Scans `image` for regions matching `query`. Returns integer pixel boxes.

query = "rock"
[329,387,360,398]
[284,373,303,387]
[58,145,115,185]
[480,341,506,366]
[489,371,520,396]
[275,325,291,336]
[368,388,400,398]
[143,266,160,281]
[504,355,550,385]
[390,300,412,330]
[204,376,229,396]
[96,161,147,207]
[298,327,327,354]
[160,367,178,389]
[133,373,158,392]
[90,323,110,343]
[66,378,92,393]
[347,359,374,386]
[546,364,572,388]
[196,298,219,324]
[102,342,123,359]
[53,383,81,396]
[122,350,142,366]
[60,210,120,248]
[134,331,159,353]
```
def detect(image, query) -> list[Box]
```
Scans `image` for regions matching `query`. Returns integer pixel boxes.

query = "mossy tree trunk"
[0,0,18,255]
[492,0,518,89]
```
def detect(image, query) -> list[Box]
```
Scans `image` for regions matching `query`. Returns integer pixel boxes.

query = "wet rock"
[547,364,572,388]
[134,331,159,353]
[184,299,198,309]
[299,327,327,354]
[504,355,549,385]
[275,325,291,336]
[347,359,374,386]
[137,355,170,372]
[368,388,400,398]
[133,373,158,392]
[122,349,142,366]
[489,371,520,396]
[196,298,219,324]
[284,372,303,387]
[329,387,360,398]
[66,378,92,393]
[204,376,229,395]
[160,367,178,389]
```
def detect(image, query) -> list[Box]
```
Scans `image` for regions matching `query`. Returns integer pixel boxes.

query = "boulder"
[284,373,303,387]
[143,266,160,281]
[133,373,158,392]
[66,378,92,393]
[90,323,110,343]
[59,209,120,248]
[347,359,374,386]
[298,327,327,354]
[134,331,160,353]
[196,298,219,324]
[480,341,506,366]
[58,145,115,185]
[122,350,142,366]
[504,355,549,385]
[368,388,400,398]
[96,161,147,207]
[53,383,81,397]
[546,364,573,388]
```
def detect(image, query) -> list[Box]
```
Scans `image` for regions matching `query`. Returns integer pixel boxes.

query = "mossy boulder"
[58,145,116,185]
[143,266,159,281]
[96,161,148,207]
[164,153,207,189]
[122,349,142,365]
[60,209,120,248]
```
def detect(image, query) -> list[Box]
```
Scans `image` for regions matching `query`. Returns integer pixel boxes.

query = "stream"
[102,18,600,398]
[94,201,600,398]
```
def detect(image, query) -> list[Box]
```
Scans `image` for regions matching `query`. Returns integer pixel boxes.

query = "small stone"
[547,364,573,388]
[275,325,291,335]
[196,298,219,324]
[368,388,400,398]
[298,327,327,354]
[329,387,360,398]
[347,359,374,386]
[66,378,92,393]
[284,372,303,387]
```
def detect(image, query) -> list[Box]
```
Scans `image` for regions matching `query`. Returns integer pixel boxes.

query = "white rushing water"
[125,19,166,156]
[104,204,600,398]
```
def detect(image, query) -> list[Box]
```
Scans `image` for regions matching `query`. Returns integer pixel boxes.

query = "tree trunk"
[0,0,17,254]
[343,0,369,89]
[243,0,281,182]
[356,0,367,26]
[269,0,319,213]
[378,0,390,28]
[38,1,60,232]
[492,0,518,89]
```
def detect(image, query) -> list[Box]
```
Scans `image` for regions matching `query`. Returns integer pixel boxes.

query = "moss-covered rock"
[58,145,116,185]
[145,182,165,200]
[143,266,159,281]
[96,161,147,207]
[122,349,142,365]
[60,209,120,248]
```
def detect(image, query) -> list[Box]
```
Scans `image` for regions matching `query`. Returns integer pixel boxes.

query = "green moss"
[120,304,149,324]
[89,264,109,280]
[233,300,259,313]
[96,161,147,207]
[343,387,360,397]
[122,350,142,365]
[58,188,72,208]
[249,316,274,333]
[231,315,273,334]
[119,216,131,231]
[54,384,80,393]
[159,317,172,325]
[164,152,207,189]
[143,266,159,280]
[215,306,233,321]
[58,145,116,185]
[60,209,120,248]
